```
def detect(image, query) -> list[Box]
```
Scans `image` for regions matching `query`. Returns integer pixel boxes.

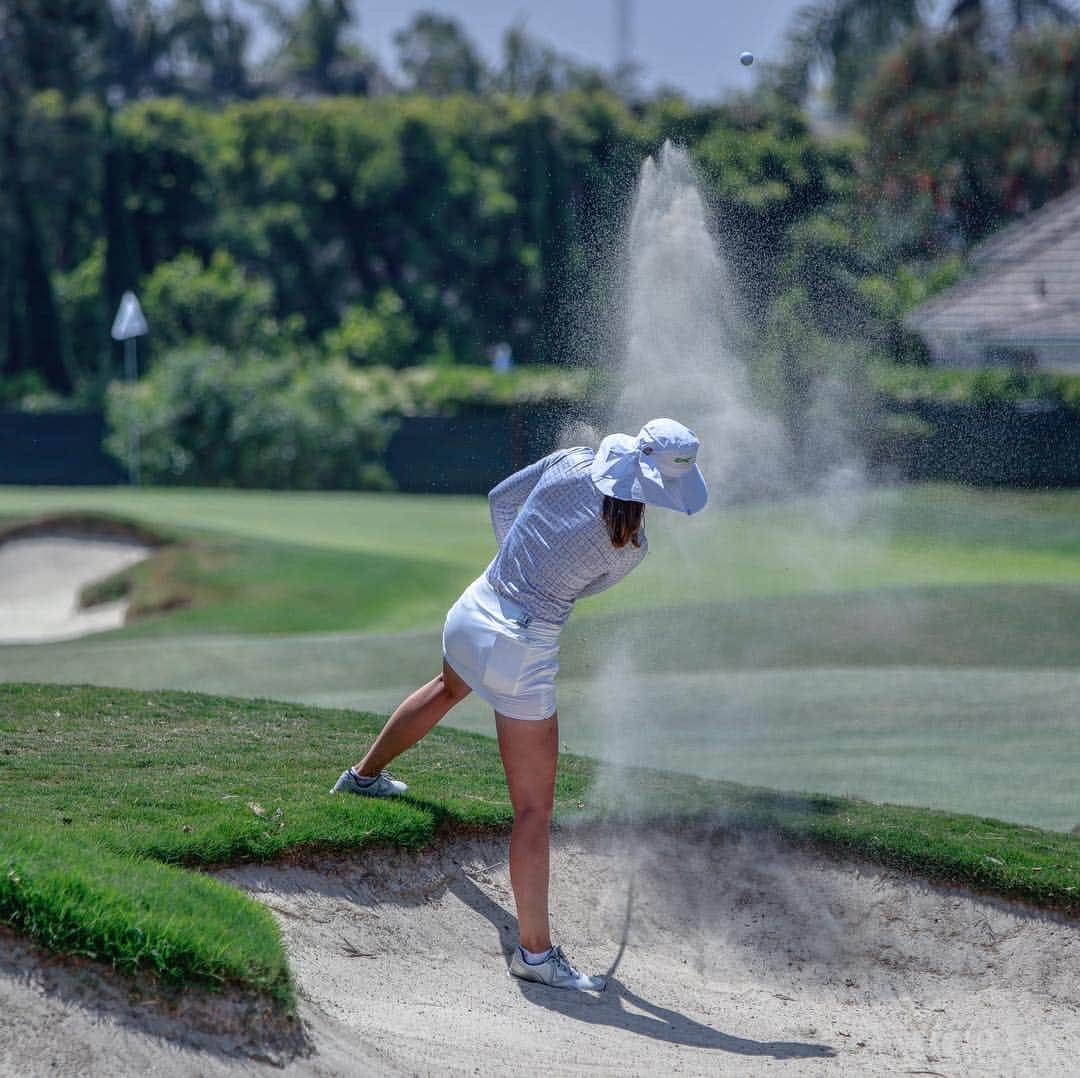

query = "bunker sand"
[2,826,1078,1076]
[0,536,149,643]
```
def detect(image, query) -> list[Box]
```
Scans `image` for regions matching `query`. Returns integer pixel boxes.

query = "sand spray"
[566,141,883,971]
[586,141,794,814]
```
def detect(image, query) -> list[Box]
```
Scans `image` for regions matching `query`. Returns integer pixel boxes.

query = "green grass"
[2,483,1080,995]
[0,503,478,635]
[567,584,1080,671]
[3,484,1080,638]
[0,487,494,572]
[2,483,1079,831]
[111,535,468,635]
[8,633,1075,829]
[2,830,291,1001]
[2,683,1079,1006]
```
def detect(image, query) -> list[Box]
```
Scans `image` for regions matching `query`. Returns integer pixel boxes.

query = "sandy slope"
[2,825,1078,1077]
[0,536,150,643]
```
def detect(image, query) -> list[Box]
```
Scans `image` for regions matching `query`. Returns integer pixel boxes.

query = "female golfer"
[332,417,708,991]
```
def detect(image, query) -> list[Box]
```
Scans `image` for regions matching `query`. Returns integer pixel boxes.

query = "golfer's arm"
[578,539,647,598]
[488,455,551,545]
[576,573,611,599]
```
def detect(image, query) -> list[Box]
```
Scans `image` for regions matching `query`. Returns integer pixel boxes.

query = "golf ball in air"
[740,51,754,66]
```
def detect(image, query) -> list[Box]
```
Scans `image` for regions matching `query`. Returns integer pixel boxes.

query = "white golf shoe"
[330,768,408,797]
[509,945,605,992]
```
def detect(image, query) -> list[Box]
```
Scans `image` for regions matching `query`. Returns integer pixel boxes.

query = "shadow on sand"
[447,873,836,1061]
[0,925,310,1066]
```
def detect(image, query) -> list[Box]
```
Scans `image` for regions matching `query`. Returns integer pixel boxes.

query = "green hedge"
[871,364,1080,413]
[393,363,595,412]
[104,349,594,488]
[105,348,397,489]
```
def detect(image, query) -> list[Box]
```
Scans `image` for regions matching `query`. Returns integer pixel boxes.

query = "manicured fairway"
[6,629,1077,830]
[2,484,1078,830]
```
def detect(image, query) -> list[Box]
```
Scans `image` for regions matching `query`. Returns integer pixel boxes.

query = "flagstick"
[125,337,139,487]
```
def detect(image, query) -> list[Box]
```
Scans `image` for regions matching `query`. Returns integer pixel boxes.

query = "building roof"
[984,302,1080,347]
[906,186,1080,347]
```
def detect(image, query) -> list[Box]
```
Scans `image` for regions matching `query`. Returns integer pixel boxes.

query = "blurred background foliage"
[2,0,1079,484]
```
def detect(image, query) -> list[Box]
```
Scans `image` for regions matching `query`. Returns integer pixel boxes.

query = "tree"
[168,0,253,100]
[858,24,1079,247]
[0,0,108,99]
[1013,26,1080,199]
[494,19,617,97]
[321,289,418,367]
[98,0,257,104]
[498,20,560,96]
[781,0,1076,114]
[255,0,380,96]
[948,0,1077,44]
[140,249,278,354]
[394,13,486,96]
[104,0,179,100]
[0,0,108,392]
[781,0,928,113]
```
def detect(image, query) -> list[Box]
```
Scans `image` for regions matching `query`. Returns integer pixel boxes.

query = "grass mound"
[0,511,171,549]
[2,831,290,1001]
[0,505,473,635]
[2,683,1078,1009]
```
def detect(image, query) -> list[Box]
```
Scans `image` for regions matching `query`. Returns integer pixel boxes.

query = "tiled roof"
[984,302,1080,346]
[906,187,1080,345]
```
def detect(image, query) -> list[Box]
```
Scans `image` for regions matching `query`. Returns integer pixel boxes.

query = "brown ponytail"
[602,495,644,549]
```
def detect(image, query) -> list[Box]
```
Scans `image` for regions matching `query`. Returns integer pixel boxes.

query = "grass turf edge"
[697,785,1080,917]
[0,511,175,550]
[1,829,294,1006]
[1,683,1078,1010]
[0,921,307,1062]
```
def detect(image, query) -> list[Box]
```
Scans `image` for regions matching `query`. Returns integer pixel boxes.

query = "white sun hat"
[590,418,708,515]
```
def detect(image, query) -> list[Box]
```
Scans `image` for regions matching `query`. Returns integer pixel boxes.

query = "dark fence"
[6,401,1078,492]
[0,411,126,485]
[385,404,576,493]
[0,405,578,492]
[870,401,1080,486]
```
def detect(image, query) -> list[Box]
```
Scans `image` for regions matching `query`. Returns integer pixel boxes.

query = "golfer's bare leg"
[496,710,559,954]
[354,659,471,776]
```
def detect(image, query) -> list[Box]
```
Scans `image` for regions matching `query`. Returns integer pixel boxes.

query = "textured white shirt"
[485,447,647,626]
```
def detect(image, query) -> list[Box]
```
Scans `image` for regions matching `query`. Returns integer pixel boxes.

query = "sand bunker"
[0,536,150,644]
[2,826,1078,1076]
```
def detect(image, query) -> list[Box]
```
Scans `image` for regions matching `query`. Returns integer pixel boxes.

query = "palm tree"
[169,0,253,100]
[394,12,487,96]
[0,0,104,393]
[781,0,1077,113]
[253,0,381,96]
[105,0,180,100]
[499,19,559,96]
[782,0,928,113]
[948,0,1078,42]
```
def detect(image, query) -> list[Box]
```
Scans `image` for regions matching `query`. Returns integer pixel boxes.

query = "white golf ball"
[740,51,754,67]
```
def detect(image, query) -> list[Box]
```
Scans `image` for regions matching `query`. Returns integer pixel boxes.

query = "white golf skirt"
[442,574,561,721]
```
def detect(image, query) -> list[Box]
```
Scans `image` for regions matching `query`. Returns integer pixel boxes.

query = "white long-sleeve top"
[484,447,647,626]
